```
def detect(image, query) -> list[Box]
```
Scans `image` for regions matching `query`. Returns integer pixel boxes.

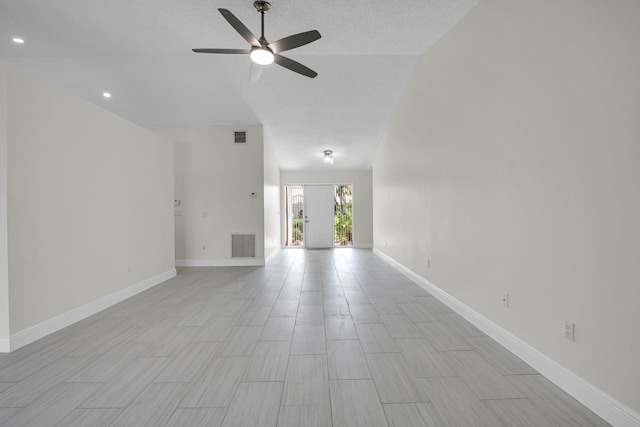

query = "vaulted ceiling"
[0,0,479,170]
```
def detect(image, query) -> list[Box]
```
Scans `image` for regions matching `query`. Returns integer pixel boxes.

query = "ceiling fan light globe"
[251,48,274,65]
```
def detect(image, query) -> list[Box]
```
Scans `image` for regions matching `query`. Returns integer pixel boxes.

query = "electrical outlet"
[502,293,509,308]
[564,320,575,341]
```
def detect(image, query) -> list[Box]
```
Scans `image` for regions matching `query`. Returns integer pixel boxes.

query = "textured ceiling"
[0,0,479,171]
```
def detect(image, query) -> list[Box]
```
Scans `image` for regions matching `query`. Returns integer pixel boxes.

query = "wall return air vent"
[234,131,247,144]
[232,234,255,258]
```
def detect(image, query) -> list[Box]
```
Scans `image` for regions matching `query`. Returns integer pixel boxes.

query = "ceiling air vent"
[234,131,247,144]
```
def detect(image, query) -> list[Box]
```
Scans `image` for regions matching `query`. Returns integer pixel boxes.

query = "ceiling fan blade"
[218,8,260,47]
[249,62,265,83]
[274,54,318,78]
[192,48,251,54]
[268,30,321,54]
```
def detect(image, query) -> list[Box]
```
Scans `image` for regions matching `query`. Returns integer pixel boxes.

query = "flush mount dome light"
[323,150,334,165]
[12,38,24,44]
[250,47,274,65]
[102,92,112,98]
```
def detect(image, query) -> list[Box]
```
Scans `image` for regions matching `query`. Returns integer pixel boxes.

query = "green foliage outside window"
[334,185,353,246]
[292,217,304,244]
[335,210,352,245]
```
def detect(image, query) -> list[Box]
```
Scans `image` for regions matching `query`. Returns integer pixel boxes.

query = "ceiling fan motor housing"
[254,1,271,13]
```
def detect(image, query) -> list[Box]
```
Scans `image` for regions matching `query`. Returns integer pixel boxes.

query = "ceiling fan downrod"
[254,1,271,44]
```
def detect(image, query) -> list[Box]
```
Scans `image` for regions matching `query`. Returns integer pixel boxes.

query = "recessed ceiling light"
[12,38,24,44]
[102,92,112,98]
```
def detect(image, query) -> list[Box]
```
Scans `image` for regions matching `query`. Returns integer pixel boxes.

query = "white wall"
[280,171,373,248]
[4,64,175,342]
[153,125,266,265]
[0,64,9,341]
[373,0,640,420]
[263,137,281,261]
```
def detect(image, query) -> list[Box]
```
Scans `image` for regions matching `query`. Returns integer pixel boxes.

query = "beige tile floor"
[0,249,610,426]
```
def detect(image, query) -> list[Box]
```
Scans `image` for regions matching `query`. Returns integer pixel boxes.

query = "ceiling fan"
[193,1,321,82]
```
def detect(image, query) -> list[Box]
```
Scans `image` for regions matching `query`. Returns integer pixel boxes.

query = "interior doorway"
[284,184,353,248]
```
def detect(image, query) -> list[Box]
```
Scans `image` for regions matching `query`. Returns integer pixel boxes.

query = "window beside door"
[285,185,304,247]
[334,185,353,246]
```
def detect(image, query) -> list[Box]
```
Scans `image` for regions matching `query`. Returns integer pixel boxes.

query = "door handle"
[305,220,310,223]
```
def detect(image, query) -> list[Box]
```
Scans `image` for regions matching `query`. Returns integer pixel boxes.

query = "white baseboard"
[265,247,281,264]
[2,268,176,353]
[373,248,640,427]
[354,243,374,249]
[176,258,265,267]
[0,336,9,353]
